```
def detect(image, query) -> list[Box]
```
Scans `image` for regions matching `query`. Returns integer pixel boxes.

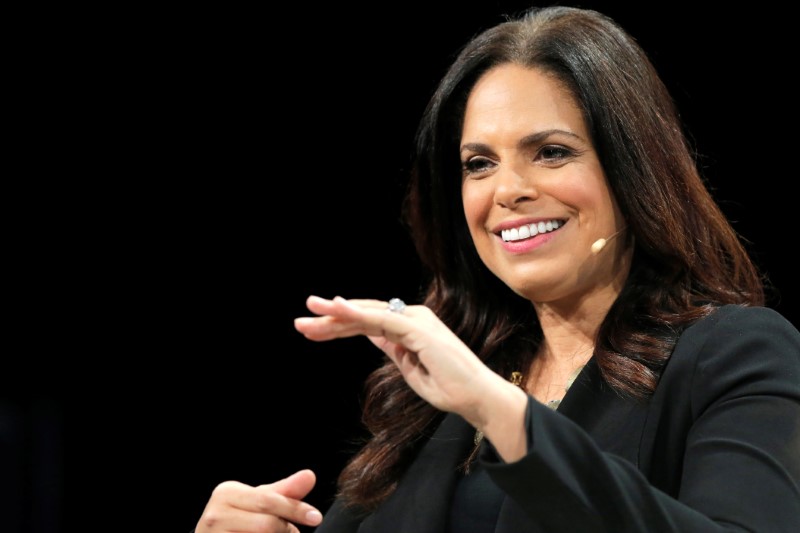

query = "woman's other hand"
[195,469,322,533]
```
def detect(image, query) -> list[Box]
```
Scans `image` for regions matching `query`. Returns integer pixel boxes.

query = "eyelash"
[462,145,574,176]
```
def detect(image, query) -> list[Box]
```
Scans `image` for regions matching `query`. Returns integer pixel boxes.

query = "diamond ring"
[387,298,407,314]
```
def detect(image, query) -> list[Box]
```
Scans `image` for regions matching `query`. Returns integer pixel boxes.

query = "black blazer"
[316,305,800,532]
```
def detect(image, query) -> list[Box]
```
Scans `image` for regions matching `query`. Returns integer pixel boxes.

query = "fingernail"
[306,509,323,524]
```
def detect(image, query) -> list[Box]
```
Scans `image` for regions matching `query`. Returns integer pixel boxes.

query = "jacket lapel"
[558,358,647,463]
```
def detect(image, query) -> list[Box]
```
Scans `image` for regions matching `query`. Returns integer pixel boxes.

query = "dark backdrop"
[9,2,796,532]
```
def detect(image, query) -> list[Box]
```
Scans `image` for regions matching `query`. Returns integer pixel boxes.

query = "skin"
[196,63,633,532]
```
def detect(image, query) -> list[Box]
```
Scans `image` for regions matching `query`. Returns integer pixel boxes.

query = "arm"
[482,306,800,532]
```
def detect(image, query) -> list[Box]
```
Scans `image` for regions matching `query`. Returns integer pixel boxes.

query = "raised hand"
[294,296,520,431]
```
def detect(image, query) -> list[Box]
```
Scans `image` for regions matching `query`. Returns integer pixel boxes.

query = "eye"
[462,156,495,176]
[538,145,574,163]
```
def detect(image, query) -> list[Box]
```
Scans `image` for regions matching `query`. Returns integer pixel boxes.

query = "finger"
[305,295,389,314]
[294,314,375,341]
[199,508,299,533]
[330,296,411,336]
[296,298,400,341]
[267,469,317,500]
[216,477,322,527]
[242,491,323,527]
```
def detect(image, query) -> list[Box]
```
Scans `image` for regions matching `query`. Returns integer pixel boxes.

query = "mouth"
[499,219,564,242]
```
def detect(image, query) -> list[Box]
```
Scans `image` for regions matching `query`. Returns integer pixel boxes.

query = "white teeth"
[501,220,561,242]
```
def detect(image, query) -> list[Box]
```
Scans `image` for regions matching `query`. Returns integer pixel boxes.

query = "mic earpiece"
[591,238,609,254]
[591,227,627,255]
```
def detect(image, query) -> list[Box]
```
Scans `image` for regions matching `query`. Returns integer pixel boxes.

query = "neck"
[525,343,592,406]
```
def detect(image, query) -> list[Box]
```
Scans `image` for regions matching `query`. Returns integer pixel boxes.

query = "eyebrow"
[460,129,581,154]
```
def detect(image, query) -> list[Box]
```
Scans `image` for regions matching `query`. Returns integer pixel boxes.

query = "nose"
[493,165,538,209]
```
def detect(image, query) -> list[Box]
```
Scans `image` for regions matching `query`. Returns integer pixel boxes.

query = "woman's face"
[460,63,630,306]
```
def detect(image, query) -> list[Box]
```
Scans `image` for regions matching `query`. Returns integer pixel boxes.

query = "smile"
[500,220,562,242]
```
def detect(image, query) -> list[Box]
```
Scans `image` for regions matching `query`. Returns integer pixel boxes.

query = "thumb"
[264,469,317,500]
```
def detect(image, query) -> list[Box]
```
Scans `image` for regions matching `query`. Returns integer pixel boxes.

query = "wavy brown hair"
[335,5,765,513]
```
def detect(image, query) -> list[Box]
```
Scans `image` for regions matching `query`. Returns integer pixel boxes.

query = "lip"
[497,226,562,253]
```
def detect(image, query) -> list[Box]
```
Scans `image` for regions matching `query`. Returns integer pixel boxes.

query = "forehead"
[462,64,584,137]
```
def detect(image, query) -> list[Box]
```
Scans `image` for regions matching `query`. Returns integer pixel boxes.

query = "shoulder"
[686,304,800,336]
[678,304,800,363]
[669,305,800,412]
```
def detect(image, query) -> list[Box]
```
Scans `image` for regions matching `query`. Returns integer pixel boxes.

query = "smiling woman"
[192,5,800,533]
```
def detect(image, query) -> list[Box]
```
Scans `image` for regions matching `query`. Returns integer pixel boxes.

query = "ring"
[387,298,407,314]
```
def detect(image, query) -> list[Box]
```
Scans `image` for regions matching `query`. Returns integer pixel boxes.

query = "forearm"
[482,395,800,533]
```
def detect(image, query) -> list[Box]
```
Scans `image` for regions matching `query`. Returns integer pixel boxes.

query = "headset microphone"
[591,227,627,255]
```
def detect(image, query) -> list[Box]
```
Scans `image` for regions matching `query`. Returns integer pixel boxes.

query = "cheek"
[559,182,593,206]
[461,182,490,234]
[552,173,607,212]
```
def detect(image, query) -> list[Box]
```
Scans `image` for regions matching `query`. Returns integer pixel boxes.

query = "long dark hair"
[335,5,765,512]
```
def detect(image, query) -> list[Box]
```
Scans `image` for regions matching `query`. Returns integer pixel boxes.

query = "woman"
[195,6,800,532]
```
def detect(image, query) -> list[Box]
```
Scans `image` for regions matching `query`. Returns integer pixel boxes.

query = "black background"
[7,2,797,532]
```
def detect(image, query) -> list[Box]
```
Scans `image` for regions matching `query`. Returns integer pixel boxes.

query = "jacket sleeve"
[481,306,800,532]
